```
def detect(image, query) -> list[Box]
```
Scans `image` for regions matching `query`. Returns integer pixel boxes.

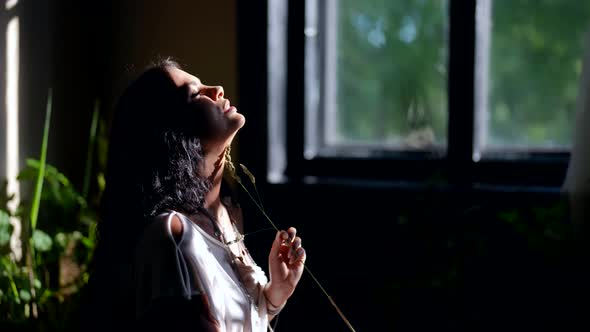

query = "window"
[260,0,590,187]
[306,0,448,158]
[308,0,589,156]
[475,0,589,158]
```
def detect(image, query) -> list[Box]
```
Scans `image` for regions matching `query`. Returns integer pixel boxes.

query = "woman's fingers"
[285,227,296,243]
[272,229,293,257]
[291,236,302,251]
[271,227,306,267]
[270,230,285,258]
[295,247,306,265]
[288,236,302,262]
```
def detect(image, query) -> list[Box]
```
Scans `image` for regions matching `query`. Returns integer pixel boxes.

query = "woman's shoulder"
[168,213,184,242]
[140,211,190,247]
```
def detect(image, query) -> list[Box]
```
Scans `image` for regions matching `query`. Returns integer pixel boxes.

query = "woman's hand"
[264,227,306,309]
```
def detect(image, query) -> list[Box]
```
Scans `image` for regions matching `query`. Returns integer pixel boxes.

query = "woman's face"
[167,67,245,150]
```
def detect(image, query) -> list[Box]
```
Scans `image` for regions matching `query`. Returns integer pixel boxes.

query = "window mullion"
[447,0,476,184]
[285,0,306,178]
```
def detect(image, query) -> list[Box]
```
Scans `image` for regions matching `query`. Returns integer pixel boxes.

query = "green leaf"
[24,159,71,186]
[97,172,106,192]
[32,229,52,252]
[17,165,37,181]
[0,209,11,247]
[26,158,40,168]
[80,237,94,249]
[39,289,54,302]
[55,232,67,248]
[30,89,53,231]
[19,289,31,302]
[72,231,82,240]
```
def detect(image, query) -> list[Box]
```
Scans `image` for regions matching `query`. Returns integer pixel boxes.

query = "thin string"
[224,155,357,332]
[196,206,244,253]
[244,227,276,237]
[186,209,254,299]
[236,179,357,332]
[192,207,279,332]
[183,200,279,331]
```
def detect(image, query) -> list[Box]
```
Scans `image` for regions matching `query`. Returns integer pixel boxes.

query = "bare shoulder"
[169,214,184,242]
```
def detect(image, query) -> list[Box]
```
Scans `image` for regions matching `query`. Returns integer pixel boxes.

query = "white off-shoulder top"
[134,210,269,332]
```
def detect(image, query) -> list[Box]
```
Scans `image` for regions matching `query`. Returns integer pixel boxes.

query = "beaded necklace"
[185,206,257,306]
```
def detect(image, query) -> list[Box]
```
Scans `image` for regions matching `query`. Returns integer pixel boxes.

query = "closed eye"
[190,90,201,99]
[187,81,202,100]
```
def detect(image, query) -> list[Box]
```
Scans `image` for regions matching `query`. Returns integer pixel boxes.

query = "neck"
[202,146,227,217]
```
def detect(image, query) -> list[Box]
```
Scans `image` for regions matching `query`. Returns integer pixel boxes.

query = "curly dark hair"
[103,58,210,222]
[82,58,216,328]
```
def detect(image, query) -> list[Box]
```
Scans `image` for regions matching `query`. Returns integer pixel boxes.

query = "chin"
[234,113,246,129]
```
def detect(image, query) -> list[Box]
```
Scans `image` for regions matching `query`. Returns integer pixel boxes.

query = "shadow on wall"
[239,182,572,332]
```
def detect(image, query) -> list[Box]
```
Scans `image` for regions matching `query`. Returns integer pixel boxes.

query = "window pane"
[480,0,590,152]
[322,0,448,152]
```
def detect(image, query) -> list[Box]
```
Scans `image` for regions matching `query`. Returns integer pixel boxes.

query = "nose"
[204,85,224,100]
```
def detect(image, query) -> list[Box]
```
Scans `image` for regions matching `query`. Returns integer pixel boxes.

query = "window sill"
[266,175,565,195]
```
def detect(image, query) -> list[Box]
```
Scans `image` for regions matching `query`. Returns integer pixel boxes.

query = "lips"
[223,100,235,113]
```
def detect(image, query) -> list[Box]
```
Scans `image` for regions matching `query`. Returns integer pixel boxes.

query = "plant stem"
[26,89,52,318]
[83,101,100,200]
[30,89,52,231]
[25,240,37,318]
[6,272,20,303]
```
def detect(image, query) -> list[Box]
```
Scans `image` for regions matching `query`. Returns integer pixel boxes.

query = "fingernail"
[281,232,288,240]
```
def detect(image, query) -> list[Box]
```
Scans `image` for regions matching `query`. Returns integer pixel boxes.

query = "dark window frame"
[237,0,570,190]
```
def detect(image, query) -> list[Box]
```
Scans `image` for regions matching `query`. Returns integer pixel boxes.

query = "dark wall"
[236,182,574,332]
[17,0,110,189]
[15,0,238,192]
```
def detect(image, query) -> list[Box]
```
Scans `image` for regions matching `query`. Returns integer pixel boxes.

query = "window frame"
[237,0,570,190]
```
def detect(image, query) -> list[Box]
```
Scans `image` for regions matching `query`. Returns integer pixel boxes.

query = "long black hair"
[83,58,214,328]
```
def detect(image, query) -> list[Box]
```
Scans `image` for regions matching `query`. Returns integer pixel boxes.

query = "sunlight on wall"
[5,0,16,10]
[6,14,21,260]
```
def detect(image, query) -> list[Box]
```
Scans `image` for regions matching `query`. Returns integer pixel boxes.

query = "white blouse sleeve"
[134,212,202,318]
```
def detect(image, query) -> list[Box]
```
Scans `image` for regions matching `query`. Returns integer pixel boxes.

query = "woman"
[85,59,305,331]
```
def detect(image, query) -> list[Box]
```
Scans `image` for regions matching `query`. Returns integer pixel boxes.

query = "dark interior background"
[3,0,586,331]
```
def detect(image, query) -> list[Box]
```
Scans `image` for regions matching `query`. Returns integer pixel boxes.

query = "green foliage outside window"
[335,0,590,149]
[337,0,447,147]
[489,0,590,147]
